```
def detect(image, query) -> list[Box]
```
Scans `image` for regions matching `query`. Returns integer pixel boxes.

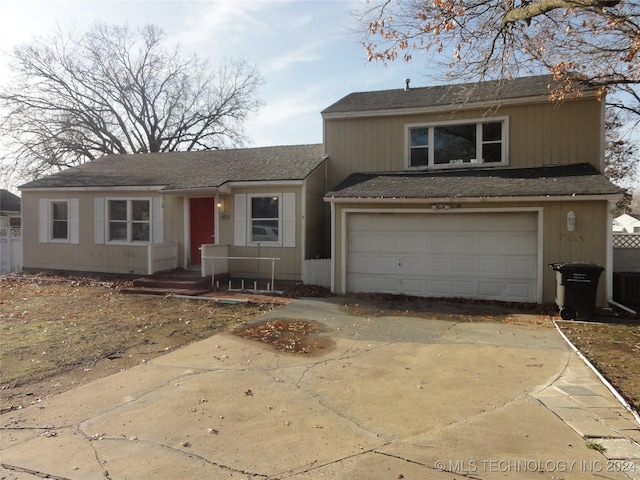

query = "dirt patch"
[340,293,557,327]
[557,318,640,413]
[0,276,277,413]
[233,318,334,354]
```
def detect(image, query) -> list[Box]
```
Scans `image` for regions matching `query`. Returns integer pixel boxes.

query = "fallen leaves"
[233,319,322,353]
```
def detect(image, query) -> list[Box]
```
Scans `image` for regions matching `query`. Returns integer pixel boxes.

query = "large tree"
[0,23,262,178]
[358,0,640,117]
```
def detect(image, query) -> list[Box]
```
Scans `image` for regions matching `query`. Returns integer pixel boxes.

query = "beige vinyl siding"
[23,190,166,275]
[330,198,609,305]
[324,97,603,189]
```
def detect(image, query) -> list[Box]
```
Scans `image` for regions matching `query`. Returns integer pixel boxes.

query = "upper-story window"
[407,117,508,169]
[107,199,150,243]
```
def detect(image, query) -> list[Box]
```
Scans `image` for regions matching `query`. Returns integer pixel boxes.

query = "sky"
[0,0,637,194]
[0,0,433,192]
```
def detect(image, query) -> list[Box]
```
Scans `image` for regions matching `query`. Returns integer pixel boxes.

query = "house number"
[559,233,585,243]
[221,213,231,220]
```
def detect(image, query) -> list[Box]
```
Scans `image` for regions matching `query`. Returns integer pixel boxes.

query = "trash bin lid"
[548,262,604,272]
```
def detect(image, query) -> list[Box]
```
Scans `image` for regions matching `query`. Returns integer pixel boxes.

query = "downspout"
[330,200,336,294]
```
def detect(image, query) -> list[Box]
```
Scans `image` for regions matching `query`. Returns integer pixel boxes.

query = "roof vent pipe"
[404,78,410,91]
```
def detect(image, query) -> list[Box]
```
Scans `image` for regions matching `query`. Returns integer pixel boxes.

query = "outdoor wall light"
[567,210,576,232]
[217,199,225,213]
[430,203,451,210]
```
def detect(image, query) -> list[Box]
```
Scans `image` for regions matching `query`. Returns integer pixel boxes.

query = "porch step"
[121,270,212,296]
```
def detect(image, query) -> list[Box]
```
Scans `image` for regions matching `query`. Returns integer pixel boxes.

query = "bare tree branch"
[0,23,263,179]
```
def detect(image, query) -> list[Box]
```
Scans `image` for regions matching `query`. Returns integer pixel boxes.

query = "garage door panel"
[478,257,503,274]
[426,278,449,296]
[451,280,475,296]
[478,281,503,297]
[452,235,475,251]
[425,234,451,253]
[506,258,536,277]
[402,234,426,252]
[349,233,377,251]
[452,257,476,275]
[427,257,449,274]
[346,212,539,303]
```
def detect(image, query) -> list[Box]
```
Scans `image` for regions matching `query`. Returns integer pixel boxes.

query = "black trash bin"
[548,263,604,320]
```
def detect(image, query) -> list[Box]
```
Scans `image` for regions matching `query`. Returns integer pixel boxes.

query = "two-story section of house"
[322,75,622,306]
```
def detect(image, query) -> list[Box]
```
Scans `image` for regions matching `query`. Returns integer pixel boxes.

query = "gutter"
[324,194,624,204]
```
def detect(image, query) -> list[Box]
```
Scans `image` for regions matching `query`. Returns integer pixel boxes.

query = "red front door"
[189,197,215,265]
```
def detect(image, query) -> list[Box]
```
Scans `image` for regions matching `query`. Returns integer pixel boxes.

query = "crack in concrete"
[1,462,73,480]
[271,445,383,479]
[373,450,486,480]
[83,436,270,478]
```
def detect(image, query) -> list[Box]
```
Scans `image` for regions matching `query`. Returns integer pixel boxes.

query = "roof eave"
[321,91,598,120]
[324,193,623,203]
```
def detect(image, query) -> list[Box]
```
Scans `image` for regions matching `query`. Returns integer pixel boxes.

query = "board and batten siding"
[304,160,328,260]
[330,198,610,305]
[324,97,604,190]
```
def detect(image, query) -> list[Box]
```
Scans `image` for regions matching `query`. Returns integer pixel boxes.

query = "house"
[0,189,21,228]
[19,145,327,280]
[19,75,622,306]
[613,213,640,233]
[321,75,621,306]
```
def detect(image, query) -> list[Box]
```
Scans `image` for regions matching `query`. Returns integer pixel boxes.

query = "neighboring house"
[0,189,21,228]
[19,75,622,306]
[19,145,327,280]
[613,214,640,233]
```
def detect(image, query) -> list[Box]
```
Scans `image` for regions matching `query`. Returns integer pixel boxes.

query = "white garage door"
[347,212,538,303]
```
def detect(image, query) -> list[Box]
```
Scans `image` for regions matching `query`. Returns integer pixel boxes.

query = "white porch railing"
[200,244,229,277]
[201,249,280,291]
[147,243,178,275]
[302,258,331,288]
[0,227,22,274]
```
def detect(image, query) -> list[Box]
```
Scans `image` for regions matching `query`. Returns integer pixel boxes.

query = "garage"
[346,211,539,303]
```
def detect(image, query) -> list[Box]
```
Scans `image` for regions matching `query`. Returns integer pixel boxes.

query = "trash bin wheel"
[559,307,576,321]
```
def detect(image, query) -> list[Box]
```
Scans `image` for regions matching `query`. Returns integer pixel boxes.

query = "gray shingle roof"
[322,75,596,116]
[325,164,622,200]
[20,144,325,191]
[1,189,21,211]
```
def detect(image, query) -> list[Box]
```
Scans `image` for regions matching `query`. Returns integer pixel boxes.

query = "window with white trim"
[250,195,280,244]
[107,199,150,243]
[39,198,79,244]
[408,118,507,169]
[51,201,69,240]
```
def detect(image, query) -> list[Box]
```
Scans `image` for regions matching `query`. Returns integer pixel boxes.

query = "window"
[250,196,279,244]
[39,198,79,244]
[51,201,68,240]
[107,199,150,242]
[408,118,507,168]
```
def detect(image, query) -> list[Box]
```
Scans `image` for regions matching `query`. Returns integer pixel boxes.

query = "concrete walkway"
[1,298,639,480]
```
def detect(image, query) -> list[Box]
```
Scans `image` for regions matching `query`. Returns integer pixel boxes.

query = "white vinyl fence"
[0,226,22,274]
[302,258,331,289]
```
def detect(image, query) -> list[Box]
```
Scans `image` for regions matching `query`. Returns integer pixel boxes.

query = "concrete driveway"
[2,298,638,479]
